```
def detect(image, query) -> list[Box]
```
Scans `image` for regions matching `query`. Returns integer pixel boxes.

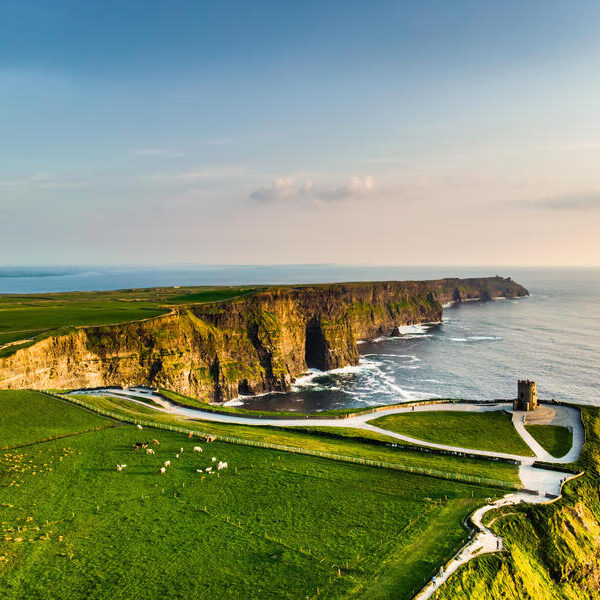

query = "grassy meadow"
[0,286,261,350]
[0,391,504,600]
[75,393,521,486]
[371,410,534,456]
[524,424,573,458]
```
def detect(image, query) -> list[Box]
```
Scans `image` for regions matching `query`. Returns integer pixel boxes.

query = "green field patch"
[170,287,261,304]
[0,398,500,600]
[524,424,573,458]
[371,410,534,456]
[0,391,113,449]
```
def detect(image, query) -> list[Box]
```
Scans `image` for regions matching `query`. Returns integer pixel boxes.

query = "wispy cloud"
[135,165,250,184]
[134,149,183,158]
[250,175,374,205]
[523,191,600,211]
[0,172,87,191]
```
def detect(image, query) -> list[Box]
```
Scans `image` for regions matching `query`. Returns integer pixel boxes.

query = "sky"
[1,0,599,267]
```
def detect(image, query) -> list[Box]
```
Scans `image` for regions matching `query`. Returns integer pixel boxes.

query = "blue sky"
[1,1,599,265]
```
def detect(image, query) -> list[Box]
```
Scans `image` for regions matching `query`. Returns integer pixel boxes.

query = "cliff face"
[0,277,527,402]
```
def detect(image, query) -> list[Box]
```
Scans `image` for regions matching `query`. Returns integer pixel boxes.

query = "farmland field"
[371,410,534,456]
[0,391,501,599]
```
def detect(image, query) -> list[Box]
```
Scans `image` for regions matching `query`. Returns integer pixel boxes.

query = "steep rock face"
[0,276,527,402]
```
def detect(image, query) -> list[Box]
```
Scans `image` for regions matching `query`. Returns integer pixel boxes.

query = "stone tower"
[514,380,537,411]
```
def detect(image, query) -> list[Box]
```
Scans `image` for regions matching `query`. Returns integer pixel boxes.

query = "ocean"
[1,265,598,410]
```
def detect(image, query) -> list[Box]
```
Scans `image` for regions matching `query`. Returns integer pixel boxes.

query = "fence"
[40,391,520,491]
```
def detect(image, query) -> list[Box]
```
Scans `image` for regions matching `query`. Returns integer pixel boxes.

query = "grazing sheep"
[217,461,228,470]
[164,460,171,468]
[159,467,166,474]
[136,424,143,430]
[175,454,180,459]
[193,446,203,453]
[196,469,203,473]
[116,464,127,471]
[205,467,212,473]
[146,448,154,455]
[152,439,160,445]
[211,457,217,462]
[180,447,184,453]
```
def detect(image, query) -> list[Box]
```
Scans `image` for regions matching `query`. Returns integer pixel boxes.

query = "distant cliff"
[0,276,527,402]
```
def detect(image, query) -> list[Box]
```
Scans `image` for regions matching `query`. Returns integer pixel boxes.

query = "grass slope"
[0,391,113,449]
[0,391,499,600]
[372,410,534,456]
[525,424,573,458]
[432,406,600,600]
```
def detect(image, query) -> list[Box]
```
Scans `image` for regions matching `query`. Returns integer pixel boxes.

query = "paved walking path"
[72,387,585,600]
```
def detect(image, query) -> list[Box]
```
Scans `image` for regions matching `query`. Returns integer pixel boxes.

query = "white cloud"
[250,175,374,205]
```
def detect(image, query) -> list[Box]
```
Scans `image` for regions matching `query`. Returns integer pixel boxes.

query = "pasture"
[0,391,500,599]
[524,424,573,458]
[371,410,534,456]
[0,286,260,349]
[75,393,522,485]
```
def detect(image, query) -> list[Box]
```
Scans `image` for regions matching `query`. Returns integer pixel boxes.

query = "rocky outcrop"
[0,276,527,402]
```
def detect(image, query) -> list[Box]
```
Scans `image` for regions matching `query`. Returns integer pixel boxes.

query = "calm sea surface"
[1,265,598,410]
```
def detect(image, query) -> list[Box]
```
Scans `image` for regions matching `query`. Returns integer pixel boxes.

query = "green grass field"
[524,424,573,458]
[76,393,521,485]
[0,391,501,599]
[0,286,261,350]
[0,391,114,449]
[371,410,534,456]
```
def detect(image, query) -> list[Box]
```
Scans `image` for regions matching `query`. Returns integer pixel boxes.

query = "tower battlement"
[514,379,537,411]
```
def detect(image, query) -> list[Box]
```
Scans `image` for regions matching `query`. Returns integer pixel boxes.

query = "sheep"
[196,469,203,473]
[152,439,160,445]
[136,424,143,430]
[217,461,228,470]
[116,464,127,471]
[163,460,171,468]
[180,447,184,454]
[193,446,203,453]
[159,467,166,475]
[211,457,217,462]
[204,467,212,473]
[146,448,154,455]
[175,454,180,459]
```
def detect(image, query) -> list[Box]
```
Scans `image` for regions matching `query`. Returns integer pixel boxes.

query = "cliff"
[0,276,527,402]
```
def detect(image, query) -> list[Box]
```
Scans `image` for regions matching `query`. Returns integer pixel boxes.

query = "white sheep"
[146,448,155,455]
[175,453,180,459]
[159,467,166,474]
[116,464,127,471]
[164,460,171,468]
[205,467,212,473]
[136,424,143,430]
[217,461,228,470]
[211,457,217,462]
[180,447,184,453]
[193,446,203,453]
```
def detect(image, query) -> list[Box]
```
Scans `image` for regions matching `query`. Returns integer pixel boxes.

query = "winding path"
[72,387,585,600]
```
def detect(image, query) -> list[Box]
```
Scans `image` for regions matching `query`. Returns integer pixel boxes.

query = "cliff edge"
[0,276,527,402]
